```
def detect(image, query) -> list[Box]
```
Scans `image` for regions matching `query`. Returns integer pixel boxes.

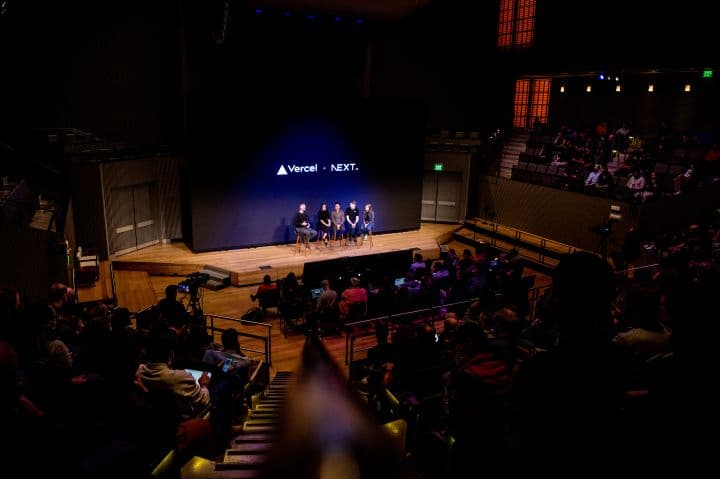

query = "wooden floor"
[112,238,550,375]
[109,224,460,373]
[113,223,459,288]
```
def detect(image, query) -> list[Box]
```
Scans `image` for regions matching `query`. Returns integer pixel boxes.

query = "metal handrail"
[205,313,272,366]
[344,285,553,366]
[465,217,590,262]
[344,297,481,365]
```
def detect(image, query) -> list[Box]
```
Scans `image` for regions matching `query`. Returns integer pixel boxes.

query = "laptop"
[311,287,323,300]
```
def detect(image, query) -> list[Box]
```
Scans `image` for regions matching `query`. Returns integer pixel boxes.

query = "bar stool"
[359,230,373,248]
[332,228,345,248]
[294,232,309,256]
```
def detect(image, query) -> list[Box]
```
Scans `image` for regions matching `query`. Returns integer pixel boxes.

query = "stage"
[112,223,460,287]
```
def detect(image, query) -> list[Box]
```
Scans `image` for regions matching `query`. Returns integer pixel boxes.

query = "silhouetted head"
[222,328,241,353]
[165,284,178,301]
[552,252,614,344]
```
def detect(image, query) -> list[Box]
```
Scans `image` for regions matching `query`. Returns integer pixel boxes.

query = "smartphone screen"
[222,357,233,373]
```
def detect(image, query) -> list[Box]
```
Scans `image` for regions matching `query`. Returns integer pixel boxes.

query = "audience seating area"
[509,123,720,202]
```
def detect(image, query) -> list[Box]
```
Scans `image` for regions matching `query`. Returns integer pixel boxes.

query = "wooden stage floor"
[113,223,460,287]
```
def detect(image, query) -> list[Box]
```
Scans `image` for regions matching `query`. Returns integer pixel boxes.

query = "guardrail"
[343,298,480,367]
[468,218,581,267]
[344,285,553,369]
[206,314,273,366]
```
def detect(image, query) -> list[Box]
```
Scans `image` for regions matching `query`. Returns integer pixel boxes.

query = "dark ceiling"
[246,0,431,20]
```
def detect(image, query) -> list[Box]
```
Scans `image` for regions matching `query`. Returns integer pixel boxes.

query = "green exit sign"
[433,163,444,171]
[703,69,713,78]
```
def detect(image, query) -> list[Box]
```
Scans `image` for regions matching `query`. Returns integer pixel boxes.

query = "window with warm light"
[513,78,550,129]
[497,0,536,50]
[513,79,531,128]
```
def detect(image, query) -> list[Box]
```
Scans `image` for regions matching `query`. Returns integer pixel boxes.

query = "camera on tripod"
[178,272,210,298]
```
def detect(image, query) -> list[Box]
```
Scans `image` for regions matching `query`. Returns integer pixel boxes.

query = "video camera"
[178,272,210,297]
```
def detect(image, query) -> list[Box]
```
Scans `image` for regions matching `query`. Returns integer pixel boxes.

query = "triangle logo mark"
[276,165,288,176]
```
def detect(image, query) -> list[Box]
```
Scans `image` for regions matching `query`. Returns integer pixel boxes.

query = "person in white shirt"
[627,170,646,194]
[585,164,602,187]
[136,333,210,417]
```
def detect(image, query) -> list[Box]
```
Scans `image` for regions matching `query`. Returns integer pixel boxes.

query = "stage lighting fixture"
[648,83,654,93]
[615,84,621,92]
[615,77,620,82]
[599,74,605,80]
[559,85,565,93]
[702,69,713,78]
[586,85,592,93]
[684,83,692,92]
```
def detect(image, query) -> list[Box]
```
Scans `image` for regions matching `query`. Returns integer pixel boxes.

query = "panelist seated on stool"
[293,202,317,246]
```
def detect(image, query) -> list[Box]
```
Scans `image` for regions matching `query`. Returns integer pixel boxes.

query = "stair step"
[250,411,280,418]
[246,418,280,425]
[206,470,264,479]
[234,433,275,443]
[227,443,273,454]
[243,425,278,433]
[217,454,269,468]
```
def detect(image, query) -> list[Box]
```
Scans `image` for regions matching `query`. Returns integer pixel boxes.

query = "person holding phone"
[201,328,252,438]
[135,332,210,417]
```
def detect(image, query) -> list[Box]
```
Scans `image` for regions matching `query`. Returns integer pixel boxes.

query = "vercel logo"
[276,164,318,175]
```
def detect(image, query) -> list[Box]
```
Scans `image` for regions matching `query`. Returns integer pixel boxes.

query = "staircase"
[201,266,232,291]
[498,131,530,179]
[181,372,293,479]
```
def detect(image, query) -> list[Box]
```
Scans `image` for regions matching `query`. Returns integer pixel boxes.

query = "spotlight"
[560,85,566,93]
[586,85,592,93]
[648,83,654,93]
[684,83,692,92]
[615,77,620,82]
[599,74,605,80]
[616,84,622,92]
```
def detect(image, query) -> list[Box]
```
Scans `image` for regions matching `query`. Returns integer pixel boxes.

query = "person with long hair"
[361,203,375,240]
[317,203,331,246]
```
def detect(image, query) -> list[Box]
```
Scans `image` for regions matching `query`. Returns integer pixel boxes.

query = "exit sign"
[703,69,713,78]
[433,163,444,171]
